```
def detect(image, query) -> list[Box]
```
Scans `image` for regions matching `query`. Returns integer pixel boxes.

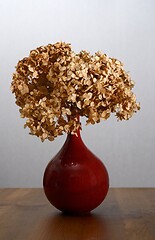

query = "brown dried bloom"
[11,42,140,141]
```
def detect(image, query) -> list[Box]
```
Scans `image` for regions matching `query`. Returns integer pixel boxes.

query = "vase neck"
[68,127,81,141]
[65,115,83,144]
[71,115,81,138]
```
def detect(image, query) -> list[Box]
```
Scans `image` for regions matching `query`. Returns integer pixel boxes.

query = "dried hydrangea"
[11,42,140,141]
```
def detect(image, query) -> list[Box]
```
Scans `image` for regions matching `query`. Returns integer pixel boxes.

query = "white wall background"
[0,0,155,187]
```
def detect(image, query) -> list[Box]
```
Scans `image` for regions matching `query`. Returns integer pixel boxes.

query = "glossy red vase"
[43,129,109,214]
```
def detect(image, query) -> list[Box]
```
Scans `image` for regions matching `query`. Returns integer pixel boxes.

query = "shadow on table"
[39,212,109,239]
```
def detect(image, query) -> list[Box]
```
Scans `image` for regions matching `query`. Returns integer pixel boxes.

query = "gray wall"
[0,0,155,187]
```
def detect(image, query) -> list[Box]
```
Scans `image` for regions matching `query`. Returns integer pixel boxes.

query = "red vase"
[43,129,109,214]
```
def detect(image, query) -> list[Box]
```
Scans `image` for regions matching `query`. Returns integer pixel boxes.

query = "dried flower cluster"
[11,42,140,141]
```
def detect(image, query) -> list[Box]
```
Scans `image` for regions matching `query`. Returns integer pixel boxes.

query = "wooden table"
[0,188,154,240]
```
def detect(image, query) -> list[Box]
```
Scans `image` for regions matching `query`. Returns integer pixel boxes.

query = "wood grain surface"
[0,188,155,240]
